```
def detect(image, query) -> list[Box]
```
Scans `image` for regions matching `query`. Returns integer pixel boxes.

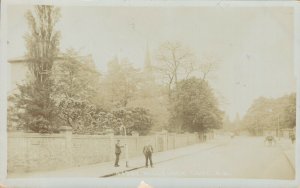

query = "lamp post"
[120,124,129,167]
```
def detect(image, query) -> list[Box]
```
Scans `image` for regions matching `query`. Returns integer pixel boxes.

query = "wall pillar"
[59,126,73,166]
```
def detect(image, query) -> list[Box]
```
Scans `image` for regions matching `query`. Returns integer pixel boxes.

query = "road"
[116,136,295,179]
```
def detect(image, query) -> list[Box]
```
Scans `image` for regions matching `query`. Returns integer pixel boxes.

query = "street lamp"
[120,124,129,167]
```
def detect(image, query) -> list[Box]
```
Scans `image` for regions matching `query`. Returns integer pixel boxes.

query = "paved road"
[116,136,294,179]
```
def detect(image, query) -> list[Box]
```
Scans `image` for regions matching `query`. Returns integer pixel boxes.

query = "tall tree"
[51,50,102,129]
[105,57,141,107]
[169,77,223,133]
[282,93,296,128]
[198,55,219,81]
[242,93,296,134]
[156,41,195,97]
[25,5,61,82]
[15,5,61,133]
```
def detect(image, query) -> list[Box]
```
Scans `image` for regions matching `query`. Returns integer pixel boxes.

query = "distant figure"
[289,133,295,144]
[114,140,124,167]
[264,135,276,146]
[143,144,154,168]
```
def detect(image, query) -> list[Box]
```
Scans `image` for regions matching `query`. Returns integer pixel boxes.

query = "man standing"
[143,144,154,168]
[289,132,295,144]
[115,140,124,167]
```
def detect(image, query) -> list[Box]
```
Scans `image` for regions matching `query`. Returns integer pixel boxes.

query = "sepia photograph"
[0,1,299,187]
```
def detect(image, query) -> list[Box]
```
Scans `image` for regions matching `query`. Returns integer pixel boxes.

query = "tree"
[282,93,296,128]
[169,77,223,133]
[198,55,219,81]
[104,57,141,107]
[242,97,274,130]
[129,107,153,135]
[112,107,153,135]
[129,93,170,132]
[156,41,196,97]
[14,5,61,133]
[24,5,61,83]
[242,93,296,134]
[51,50,102,131]
[16,79,59,133]
[7,95,20,131]
[222,114,234,131]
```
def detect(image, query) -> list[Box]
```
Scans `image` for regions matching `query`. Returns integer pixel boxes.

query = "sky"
[7,5,297,120]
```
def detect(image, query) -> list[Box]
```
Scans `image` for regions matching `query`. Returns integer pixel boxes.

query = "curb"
[278,142,295,172]
[100,142,226,178]
[282,150,295,172]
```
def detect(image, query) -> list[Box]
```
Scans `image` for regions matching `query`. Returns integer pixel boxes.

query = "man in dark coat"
[143,144,154,168]
[114,140,124,167]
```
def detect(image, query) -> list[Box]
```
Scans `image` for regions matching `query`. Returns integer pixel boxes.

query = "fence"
[8,129,210,173]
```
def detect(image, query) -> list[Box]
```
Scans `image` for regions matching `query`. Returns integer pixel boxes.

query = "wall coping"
[8,131,198,138]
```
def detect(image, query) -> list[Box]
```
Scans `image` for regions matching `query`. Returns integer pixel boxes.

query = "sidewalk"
[8,137,228,178]
[277,138,295,170]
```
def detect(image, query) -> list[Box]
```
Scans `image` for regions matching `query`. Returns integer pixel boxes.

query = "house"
[8,56,30,94]
[8,54,94,94]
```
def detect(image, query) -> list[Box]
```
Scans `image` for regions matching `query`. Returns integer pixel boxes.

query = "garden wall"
[8,130,211,173]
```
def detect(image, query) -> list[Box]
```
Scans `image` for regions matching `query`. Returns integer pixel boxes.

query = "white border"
[1,0,299,187]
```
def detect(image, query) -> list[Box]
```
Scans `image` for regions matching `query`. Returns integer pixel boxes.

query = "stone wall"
[8,131,206,173]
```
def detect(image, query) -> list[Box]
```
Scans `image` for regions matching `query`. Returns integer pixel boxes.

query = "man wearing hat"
[114,140,124,167]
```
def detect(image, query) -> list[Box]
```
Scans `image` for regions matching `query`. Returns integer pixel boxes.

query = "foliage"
[51,50,102,130]
[104,57,141,107]
[24,5,61,82]
[7,95,21,131]
[50,52,154,135]
[66,106,153,135]
[169,77,223,133]
[112,107,153,135]
[70,105,121,135]
[282,93,296,128]
[13,5,61,133]
[221,115,234,131]
[15,80,59,133]
[12,13,224,136]
[129,95,169,132]
[130,72,169,132]
[198,55,219,81]
[128,107,153,135]
[156,41,196,97]
[242,93,296,130]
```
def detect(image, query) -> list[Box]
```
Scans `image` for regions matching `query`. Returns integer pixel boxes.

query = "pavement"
[8,136,229,178]
[8,135,294,180]
[115,136,295,180]
[276,137,296,171]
